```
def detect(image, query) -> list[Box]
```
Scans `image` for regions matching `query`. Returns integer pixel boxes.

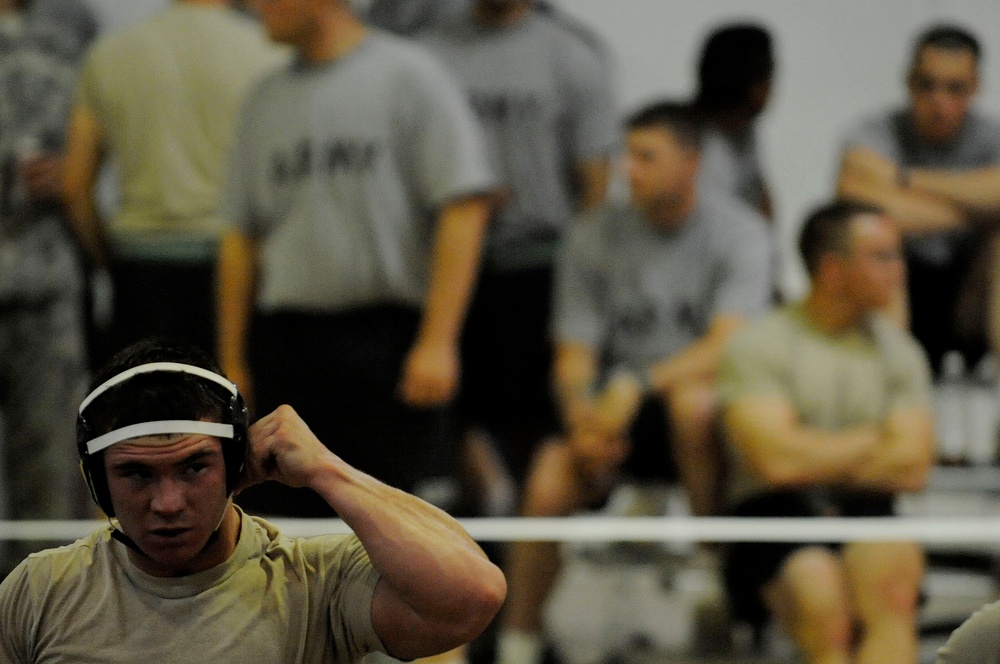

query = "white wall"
[85,0,1000,294]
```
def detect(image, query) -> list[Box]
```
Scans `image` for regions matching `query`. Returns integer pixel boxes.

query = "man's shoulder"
[530,7,610,62]
[695,192,770,242]
[962,108,1000,139]
[246,514,364,564]
[732,306,797,348]
[3,527,114,595]
[365,29,451,69]
[868,314,931,366]
[842,107,905,142]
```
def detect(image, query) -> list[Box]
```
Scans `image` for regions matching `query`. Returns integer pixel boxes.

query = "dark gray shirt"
[222,31,496,312]
[842,108,1000,265]
[553,194,772,376]
[419,9,618,270]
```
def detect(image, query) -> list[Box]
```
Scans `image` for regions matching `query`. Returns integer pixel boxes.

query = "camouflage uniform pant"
[0,293,87,576]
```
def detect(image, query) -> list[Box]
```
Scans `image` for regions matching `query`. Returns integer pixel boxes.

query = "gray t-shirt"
[552,194,772,375]
[222,31,496,312]
[697,124,767,214]
[936,598,1000,663]
[0,511,384,663]
[842,108,1000,265]
[419,9,618,271]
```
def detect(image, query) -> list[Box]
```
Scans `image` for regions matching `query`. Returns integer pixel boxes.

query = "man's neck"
[643,188,697,231]
[474,2,531,28]
[802,290,866,334]
[301,4,367,64]
[710,108,753,135]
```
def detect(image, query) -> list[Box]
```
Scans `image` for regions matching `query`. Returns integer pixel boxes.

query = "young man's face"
[908,45,978,145]
[104,434,233,577]
[841,213,905,312]
[624,126,698,222]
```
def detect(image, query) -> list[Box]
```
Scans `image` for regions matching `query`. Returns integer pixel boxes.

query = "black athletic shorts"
[237,306,462,517]
[459,266,561,482]
[721,490,894,626]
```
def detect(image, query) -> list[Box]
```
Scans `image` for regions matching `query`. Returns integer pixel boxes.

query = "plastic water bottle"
[965,355,1000,465]
[934,350,967,464]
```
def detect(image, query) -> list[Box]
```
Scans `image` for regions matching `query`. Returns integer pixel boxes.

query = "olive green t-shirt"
[76,4,286,244]
[718,302,932,507]
[0,510,384,663]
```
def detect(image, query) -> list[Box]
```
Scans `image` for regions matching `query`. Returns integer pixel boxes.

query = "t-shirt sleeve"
[709,209,773,319]
[74,41,104,116]
[935,599,1000,663]
[840,114,903,162]
[324,536,386,660]
[400,49,497,209]
[551,214,608,348]
[0,561,33,663]
[977,116,1000,163]
[717,318,788,406]
[879,323,933,412]
[219,91,261,235]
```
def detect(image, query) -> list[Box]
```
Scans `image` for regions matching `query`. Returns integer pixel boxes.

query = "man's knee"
[771,547,854,650]
[844,542,924,619]
[519,440,588,517]
[665,380,718,431]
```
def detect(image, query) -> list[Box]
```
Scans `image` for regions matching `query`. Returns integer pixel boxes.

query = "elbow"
[745,446,830,490]
[61,176,91,221]
[455,565,506,643]
[752,457,811,491]
[898,457,934,493]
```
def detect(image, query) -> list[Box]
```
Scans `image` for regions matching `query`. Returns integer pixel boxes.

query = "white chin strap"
[85,421,234,455]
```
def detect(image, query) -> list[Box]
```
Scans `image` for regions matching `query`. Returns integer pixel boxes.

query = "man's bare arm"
[398,194,491,407]
[849,405,935,493]
[724,395,882,488]
[243,405,506,661]
[648,314,745,395]
[216,230,259,400]
[837,147,966,235]
[61,104,108,264]
[910,165,1000,214]
[574,156,610,213]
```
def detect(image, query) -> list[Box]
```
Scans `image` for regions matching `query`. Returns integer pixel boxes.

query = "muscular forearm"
[418,196,490,347]
[910,166,1000,212]
[62,105,108,265]
[553,342,599,429]
[846,411,934,493]
[726,400,883,488]
[648,316,743,394]
[838,173,967,235]
[763,425,883,487]
[313,457,506,659]
[63,188,106,264]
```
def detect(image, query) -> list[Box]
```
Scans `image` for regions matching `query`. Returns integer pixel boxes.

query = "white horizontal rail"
[4,516,1000,548]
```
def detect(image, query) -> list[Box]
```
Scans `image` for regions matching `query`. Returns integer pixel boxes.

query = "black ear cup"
[224,391,250,494]
[76,364,249,516]
[77,413,116,516]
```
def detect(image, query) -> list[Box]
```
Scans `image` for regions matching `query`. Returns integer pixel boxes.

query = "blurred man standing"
[218,0,496,516]
[62,0,286,366]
